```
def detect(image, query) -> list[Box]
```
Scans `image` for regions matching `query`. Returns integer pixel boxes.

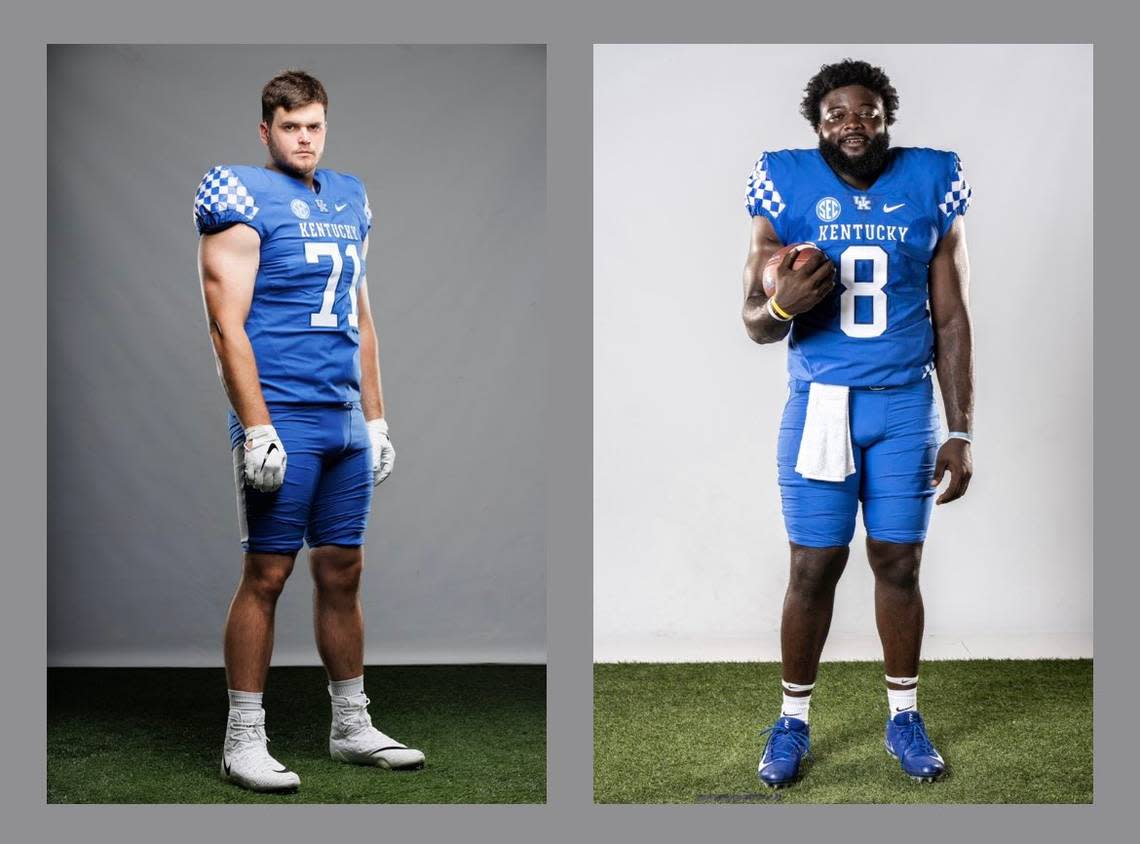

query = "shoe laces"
[227,716,273,759]
[332,693,374,733]
[897,719,937,757]
[759,721,811,762]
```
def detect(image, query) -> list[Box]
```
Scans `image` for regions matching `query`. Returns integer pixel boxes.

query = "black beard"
[819,132,892,184]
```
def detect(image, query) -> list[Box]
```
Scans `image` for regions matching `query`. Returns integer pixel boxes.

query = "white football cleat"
[329,693,425,770]
[221,708,301,793]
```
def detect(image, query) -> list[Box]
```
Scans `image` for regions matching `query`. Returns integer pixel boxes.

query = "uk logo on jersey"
[816,197,841,222]
[853,195,871,211]
[315,198,329,213]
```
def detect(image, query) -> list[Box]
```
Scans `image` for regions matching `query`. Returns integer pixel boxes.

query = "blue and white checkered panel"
[194,166,259,229]
[363,190,372,225]
[938,158,972,218]
[745,154,785,218]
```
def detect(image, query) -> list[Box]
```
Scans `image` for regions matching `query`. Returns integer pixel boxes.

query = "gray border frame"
[6,0,1131,838]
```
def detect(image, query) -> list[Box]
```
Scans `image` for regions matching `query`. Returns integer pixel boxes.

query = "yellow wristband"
[768,297,793,320]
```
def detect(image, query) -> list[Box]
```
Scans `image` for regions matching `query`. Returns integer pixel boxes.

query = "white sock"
[781,692,811,723]
[780,679,814,723]
[227,689,263,713]
[329,674,365,699]
[886,674,918,717]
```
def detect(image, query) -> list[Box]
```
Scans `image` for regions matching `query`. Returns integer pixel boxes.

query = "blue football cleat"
[757,716,811,788]
[885,710,945,782]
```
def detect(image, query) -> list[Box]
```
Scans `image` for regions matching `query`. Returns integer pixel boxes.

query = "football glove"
[367,418,395,486]
[243,424,287,492]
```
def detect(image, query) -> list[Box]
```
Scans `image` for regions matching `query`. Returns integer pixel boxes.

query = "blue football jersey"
[746,148,971,387]
[195,165,373,404]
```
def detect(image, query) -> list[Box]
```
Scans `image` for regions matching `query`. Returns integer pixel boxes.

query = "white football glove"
[243,424,287,492]
[367,418,395,486]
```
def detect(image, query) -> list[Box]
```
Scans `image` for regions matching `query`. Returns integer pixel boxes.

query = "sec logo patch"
[290,198,311,220]
[815,197,841,222]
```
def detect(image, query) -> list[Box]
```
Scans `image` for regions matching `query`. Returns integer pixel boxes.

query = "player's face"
[260,102,327,178]
[816,85,891,184]
[817,85,886,155]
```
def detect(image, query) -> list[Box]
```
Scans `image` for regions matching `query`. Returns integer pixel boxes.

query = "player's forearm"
[358,322,385,421]
[933,309,974,433]
[743,295,794,344]
[210,324,272,427]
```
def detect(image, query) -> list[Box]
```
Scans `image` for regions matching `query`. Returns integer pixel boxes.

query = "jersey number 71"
[305,242,361,329]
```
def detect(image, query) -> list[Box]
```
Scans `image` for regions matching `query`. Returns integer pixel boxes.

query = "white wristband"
[946,431,973,444]
[766,298,792,322]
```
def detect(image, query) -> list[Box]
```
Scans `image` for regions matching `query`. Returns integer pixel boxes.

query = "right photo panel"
[593,43,1092,804]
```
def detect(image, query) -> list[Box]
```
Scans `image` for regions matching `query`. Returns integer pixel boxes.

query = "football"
[762,243,824,298]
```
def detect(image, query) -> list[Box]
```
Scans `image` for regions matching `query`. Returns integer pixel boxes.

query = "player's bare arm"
[928,215,974,505]
[742,215,835,344]
[198,223,272,428]
[355,235,386,422]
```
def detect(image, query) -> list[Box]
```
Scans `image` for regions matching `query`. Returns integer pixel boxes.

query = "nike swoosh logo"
[883,203,905,213]
[335,202,348,212]
[895,706,915,712]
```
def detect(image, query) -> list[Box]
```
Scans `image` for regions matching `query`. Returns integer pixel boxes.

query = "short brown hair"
[261,70,328,124]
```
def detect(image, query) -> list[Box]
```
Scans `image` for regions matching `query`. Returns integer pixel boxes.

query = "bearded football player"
[742,59,974,787]
[195,70,424,793]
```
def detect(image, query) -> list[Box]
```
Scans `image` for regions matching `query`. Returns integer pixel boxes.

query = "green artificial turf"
[48,664,545,804]
[594,659,1092,804]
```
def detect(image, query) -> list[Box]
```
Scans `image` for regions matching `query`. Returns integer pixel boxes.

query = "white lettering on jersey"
[816,224,908,243]
[297,222,362,241]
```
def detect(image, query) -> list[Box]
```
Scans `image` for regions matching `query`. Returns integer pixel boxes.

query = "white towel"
[794,382,855,482]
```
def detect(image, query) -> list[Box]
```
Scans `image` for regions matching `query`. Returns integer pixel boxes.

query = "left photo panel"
[47,44,546,804]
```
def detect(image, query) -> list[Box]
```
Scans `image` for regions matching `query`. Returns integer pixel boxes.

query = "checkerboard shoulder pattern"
[746,154,785,218]
[938,156,972,218]
[194,166,259,232]
[363,190,372,225]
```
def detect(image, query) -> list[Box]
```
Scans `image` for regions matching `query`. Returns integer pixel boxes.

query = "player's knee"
[787,546,848,598]
[867,540,922,590]
[242,556,295,600]
[311,546,363,595]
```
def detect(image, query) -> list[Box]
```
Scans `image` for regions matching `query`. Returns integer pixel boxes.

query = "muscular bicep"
[198,223,261,334]
[743,215,784,301]
[928,215,970,326]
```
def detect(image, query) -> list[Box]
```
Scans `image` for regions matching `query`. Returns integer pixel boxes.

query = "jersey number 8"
[838,245,887,338]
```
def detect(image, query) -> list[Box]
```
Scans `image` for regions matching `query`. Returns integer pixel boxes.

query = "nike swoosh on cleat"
[883,203,906,213]
[369,746,406,755]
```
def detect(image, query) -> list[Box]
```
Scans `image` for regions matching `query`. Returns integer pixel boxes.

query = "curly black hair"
[799,59,899,130]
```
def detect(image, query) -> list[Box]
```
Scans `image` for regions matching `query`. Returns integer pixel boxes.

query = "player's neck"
[266,161,318,191]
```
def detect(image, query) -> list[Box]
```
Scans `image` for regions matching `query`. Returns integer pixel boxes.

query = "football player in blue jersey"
[742,60,973,786]
[196,70,423,793]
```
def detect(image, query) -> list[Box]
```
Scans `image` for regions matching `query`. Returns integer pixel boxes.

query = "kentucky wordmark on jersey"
[195,165,374,404]
[746,148,971,387]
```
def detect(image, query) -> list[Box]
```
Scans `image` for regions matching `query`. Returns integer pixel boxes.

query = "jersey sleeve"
[936,152,972,237]
[745,152,789,239]
[194,166,264,236]
[346,173,372,238]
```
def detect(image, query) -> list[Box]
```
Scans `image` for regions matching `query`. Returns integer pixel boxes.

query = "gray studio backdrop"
[48,45,546,666]
[594,44,1092,662]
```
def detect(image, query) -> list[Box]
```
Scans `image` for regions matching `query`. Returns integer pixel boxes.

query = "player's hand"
[772,247,836,315]
[367,418,395,486]
[931,438,972,505]
[243,424,287,492]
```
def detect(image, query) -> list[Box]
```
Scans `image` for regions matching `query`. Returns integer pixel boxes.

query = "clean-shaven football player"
[742,59,973,787]
[196,70,424,793]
